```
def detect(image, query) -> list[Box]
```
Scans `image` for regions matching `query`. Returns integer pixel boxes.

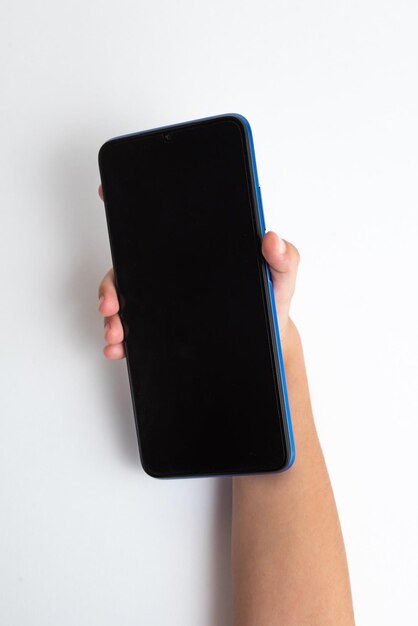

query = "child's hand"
[97,184,300,359]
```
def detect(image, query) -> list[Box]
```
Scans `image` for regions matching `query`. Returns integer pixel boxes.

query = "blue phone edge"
[230,113,296,472]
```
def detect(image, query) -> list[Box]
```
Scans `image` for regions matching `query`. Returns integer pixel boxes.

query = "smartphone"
[98,113,294,478]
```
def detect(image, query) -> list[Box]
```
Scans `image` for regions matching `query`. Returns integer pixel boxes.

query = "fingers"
[262,231,300,320]
[98,269,119,317]
[104,313,124,345]
[98,268,125,359]
[98,187,126,359]
[103,343,126,360]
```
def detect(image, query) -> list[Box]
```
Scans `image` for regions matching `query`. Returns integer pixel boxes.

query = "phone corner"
[141,460,166,480]
[97,138,113,167]
[271,444,296,475]
[224,112,253,134]
[283,443,296,471]
[281,403,296,472]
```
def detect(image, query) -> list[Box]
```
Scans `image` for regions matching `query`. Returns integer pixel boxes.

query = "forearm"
[232,320,355,626]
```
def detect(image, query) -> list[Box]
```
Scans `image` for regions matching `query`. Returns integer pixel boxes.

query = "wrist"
[279,318,302,365]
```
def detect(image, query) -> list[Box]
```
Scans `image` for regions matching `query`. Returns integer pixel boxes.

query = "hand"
[97,184,300,359]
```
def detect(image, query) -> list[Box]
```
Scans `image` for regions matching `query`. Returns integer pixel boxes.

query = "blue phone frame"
[231,113,295,471]
[101,113,295,475]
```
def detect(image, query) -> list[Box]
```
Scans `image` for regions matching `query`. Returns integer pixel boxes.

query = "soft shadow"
[208,477,233,626]
[100,356,140,466]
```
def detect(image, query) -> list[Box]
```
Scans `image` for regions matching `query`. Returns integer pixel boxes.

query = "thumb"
[261,231,300,324]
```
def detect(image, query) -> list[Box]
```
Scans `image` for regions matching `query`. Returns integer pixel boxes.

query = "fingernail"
[278,236,287,255]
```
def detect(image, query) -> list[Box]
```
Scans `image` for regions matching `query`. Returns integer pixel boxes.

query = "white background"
[1,1,417,624]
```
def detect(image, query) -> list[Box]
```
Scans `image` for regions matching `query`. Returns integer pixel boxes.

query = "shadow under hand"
[208,477,233,626]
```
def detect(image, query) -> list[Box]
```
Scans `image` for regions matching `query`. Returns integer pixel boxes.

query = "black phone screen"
[99,115,289,477]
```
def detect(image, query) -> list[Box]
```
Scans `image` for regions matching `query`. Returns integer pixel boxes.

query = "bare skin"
[97,185,355,625]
